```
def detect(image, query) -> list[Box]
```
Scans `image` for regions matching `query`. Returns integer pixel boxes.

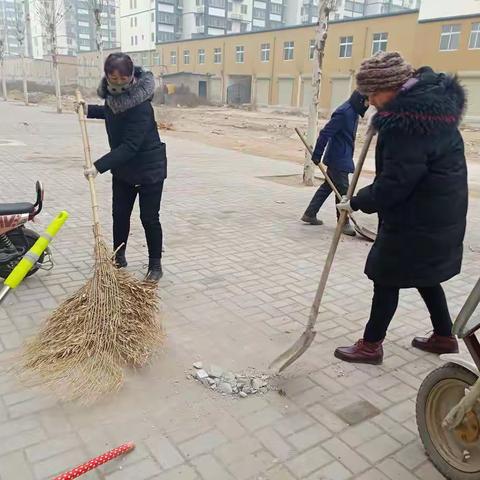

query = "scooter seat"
[0,202,35,215]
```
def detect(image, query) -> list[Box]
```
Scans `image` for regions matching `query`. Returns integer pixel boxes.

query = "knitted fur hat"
[356,52,414,95]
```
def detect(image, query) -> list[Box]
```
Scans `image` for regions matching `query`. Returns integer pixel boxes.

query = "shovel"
[270,128,376,372]
[295,128,376,242]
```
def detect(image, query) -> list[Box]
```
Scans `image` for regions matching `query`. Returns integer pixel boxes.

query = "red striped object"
[53,442,135,479]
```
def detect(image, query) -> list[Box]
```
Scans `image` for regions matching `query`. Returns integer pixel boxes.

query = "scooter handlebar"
[4,211,69,290]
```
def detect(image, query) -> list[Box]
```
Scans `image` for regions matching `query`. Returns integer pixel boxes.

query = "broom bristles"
[21,239,163,404]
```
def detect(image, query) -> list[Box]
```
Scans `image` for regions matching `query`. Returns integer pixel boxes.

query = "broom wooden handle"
[306,128,375,332]
[75,90,101,237]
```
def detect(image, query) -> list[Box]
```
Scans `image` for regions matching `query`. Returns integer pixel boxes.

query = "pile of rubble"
[190,362,274,398]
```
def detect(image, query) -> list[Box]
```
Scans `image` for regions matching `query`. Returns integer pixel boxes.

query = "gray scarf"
[97,67,156,114]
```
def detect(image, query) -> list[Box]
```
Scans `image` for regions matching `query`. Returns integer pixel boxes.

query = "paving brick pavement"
[0,101,479,479]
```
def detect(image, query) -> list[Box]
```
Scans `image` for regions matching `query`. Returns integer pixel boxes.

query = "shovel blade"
[353,224,376,242]
[269,330,317,373]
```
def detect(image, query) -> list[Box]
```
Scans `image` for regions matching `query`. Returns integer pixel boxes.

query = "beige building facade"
[149,10,480,121]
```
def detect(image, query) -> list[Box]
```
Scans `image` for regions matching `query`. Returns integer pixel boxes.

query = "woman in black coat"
[80,53,167,282]
[335,53,468,364]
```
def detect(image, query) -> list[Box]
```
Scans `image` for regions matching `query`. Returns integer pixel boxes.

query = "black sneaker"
[115,252,128,269]
[144,258,163,283]
[301,214,323,225]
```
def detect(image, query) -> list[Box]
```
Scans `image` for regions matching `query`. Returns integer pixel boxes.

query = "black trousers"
[304,167,349,219]
[112,177,164,260]
[363,283,453,342]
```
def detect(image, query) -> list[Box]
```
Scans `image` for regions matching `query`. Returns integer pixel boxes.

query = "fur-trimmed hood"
[98,66,155,114]
[373,69,466,136]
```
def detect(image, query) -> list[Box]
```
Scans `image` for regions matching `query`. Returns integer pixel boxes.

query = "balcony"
[230,12,243,20]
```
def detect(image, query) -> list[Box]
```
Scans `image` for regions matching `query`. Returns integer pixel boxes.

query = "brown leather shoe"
[334,339,384,365]
[411,333,459,354]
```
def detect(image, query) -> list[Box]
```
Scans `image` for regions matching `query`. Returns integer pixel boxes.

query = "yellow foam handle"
[4,211,69,289]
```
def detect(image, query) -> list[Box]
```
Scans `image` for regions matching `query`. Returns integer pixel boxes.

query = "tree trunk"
[52,54,62,113]
[303,0,333,186]
[0,59,7,101]
[21,52,28,105]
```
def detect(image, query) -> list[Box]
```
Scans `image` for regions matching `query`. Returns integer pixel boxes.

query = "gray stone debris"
[196,369,209,380]
[208,365,224,378]
[191,362,276,399]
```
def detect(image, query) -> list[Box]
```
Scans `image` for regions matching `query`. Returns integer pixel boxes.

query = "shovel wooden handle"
[306,128,375,332]
[75,90,101,237]
[295,128,343,201]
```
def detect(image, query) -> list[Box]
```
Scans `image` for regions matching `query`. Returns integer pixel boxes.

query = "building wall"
[3,54,78,86]
[150,10,480,122]
[419,0,480,21]
[120,0,157,52]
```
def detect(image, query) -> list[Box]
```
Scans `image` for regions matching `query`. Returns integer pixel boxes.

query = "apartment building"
[141,8,479,122]
[74,0,118,53]
[0,0,32,57]
[120,0,157,51]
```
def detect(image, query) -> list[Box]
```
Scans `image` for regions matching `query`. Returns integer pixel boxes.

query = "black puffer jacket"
[88,67,167,185]
[350,69,468,287]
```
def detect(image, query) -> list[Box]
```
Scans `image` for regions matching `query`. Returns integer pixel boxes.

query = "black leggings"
[363,284,453,342]
[112,177,164,260]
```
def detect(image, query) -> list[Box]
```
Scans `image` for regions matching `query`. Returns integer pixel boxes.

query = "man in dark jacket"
[301,90,369,236]
[79,53,167,282]
[335,53,468,364]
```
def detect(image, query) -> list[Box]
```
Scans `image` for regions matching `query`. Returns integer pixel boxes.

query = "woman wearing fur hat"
[335,52,468,364]
[78,53,167,282]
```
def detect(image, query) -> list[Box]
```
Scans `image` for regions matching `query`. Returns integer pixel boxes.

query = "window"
[339,36,353,58]
[151,32,155,42]
[228,2,232,11]
[260,43,270,62]
[208,16,226,27]
[372,32,388,54]
[440,24,460,51]
[214,47,222,63]
[469,23,480,49]
[142,53,148,66]
[170,50,177,65]
[153,52,160,65]
[309,39,315,60]
[241,4,248,14]
[270,3,282,14]
[236,45,244,63]
[196,14,204,26]
[151,12,154,22]
[209,0,226,7]
[253,8,265,18]
[184,49,190,64]
[283,41,294,60]
[240,22,247,33]
[198,48,205,64]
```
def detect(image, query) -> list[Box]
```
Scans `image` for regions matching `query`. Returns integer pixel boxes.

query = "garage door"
[256,78,270,105]
[278,78,294,106]
[461,76,480,122]
[330,78,350,112]
[302,80,314,109]
[209,77,223,103]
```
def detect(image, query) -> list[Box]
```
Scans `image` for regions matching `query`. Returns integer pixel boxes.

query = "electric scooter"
[417,278,480,479]
[0,181,52,279]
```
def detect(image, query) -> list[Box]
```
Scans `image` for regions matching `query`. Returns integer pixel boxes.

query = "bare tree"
[34,0,71,113]
[0,2,8,100]
[0,38,7,101]
[303,0,336,186]
[87,0,107,74]
[14,0,28,105]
